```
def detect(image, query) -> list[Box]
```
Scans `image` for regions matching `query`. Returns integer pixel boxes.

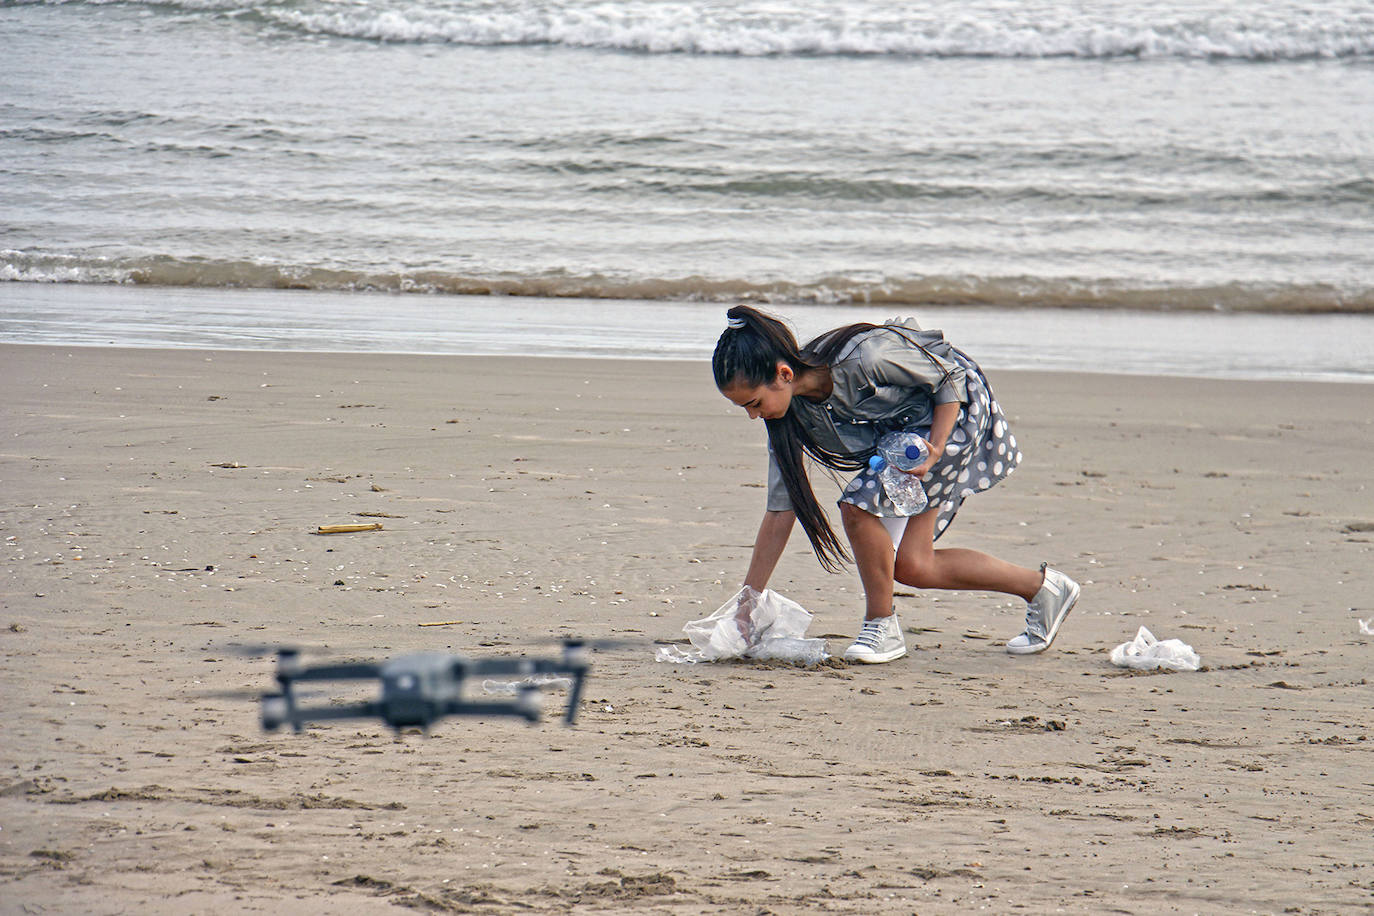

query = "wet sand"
[1,343,1371,913]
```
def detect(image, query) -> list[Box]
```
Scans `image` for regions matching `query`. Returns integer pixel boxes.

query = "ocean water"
[2,0,1373,371]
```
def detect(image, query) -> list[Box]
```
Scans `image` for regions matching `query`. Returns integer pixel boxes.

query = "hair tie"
[727,317,747,330]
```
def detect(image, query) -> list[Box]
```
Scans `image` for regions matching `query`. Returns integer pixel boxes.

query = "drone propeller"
[219,636,635,660]
[193,687,334,701]
[217,642,306,658]
[216,643,360,661]
[211,645,383,680]
[476,635,640,654]
[285,661,382,682]
[552,635,641,650]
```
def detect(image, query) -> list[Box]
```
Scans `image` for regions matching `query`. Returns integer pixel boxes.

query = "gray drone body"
[258,642,591,733]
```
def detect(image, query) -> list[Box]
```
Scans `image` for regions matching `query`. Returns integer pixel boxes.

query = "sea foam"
[250,1,1374,60]
[45,0,1374,59]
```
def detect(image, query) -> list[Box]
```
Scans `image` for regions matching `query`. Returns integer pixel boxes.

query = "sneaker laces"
[1022,563,1051,639]
[853,618,889,649]
[1022,604,1047,641]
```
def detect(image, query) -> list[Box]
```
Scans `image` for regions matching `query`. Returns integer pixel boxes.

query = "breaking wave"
[17,0,1374,60]
[4,251,1370,314]
[263,9,1374,60]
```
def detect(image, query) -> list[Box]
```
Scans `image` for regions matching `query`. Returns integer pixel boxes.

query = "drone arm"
[563,667,587,725]
[263,699,382,732]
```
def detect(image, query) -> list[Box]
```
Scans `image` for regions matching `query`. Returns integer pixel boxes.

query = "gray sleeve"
[863,330,968,406]
[765,442,792,512]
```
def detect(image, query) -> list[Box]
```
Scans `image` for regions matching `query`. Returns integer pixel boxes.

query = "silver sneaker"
[842,614,907,664]
[1006,565,1080,655]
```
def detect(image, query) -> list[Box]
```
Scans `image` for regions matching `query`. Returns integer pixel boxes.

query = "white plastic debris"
[1109,626,1201,672]
[654,586,828,665]
[481,674,573,695]
[1359,618,1373,636]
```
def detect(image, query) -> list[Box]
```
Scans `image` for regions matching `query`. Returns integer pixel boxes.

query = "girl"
[713,305,1079,663]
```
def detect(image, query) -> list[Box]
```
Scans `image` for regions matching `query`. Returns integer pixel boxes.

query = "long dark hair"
[712,304,878,572]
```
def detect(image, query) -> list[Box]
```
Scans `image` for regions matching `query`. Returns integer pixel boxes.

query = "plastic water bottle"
[868,432,931,514]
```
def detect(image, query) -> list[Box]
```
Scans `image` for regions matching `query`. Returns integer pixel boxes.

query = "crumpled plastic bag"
[1109,626,1201,672]
[654,586,828,664]
[1359,618,1373,636]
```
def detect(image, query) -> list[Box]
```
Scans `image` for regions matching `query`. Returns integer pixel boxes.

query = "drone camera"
[379,699,440,730]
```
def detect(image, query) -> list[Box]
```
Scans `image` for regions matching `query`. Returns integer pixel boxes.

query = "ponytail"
[713,305,877,573]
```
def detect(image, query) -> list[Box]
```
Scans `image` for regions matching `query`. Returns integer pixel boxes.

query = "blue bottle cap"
[868,454,885,471]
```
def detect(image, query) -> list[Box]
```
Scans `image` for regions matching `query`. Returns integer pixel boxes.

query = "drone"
[250,640,594,733]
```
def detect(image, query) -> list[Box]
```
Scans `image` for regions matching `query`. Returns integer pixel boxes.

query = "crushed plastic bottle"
[868,431,931,514]
[745,636,829,666]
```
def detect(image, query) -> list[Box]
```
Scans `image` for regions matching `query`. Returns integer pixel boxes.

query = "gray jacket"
[765,318,969,512]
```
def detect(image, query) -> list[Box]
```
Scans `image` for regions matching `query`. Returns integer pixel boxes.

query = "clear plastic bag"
[654,586,828,664]
[1109,626,1201,672]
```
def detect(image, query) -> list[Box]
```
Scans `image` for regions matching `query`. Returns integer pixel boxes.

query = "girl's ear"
[776,361,793,384]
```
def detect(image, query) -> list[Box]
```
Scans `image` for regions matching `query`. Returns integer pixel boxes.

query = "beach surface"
[2,343,1371,913]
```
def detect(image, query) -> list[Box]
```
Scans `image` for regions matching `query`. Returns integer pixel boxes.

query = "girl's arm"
[905,399,961,478]
[743,509,795,591]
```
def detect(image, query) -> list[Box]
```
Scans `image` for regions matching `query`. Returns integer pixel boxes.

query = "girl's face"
[720,362,795,420]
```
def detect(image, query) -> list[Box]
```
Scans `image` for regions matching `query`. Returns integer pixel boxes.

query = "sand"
[1,343,1371,914]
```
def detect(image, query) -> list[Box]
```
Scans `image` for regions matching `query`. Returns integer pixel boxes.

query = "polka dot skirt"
[839,347,1021,541]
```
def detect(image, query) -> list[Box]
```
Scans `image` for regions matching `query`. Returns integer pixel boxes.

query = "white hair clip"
[727,317,747,329]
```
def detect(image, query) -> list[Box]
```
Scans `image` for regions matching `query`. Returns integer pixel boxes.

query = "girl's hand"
[902,439,944,479]
[733,589,758,642]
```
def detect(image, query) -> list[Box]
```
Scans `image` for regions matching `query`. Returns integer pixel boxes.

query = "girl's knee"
[894,553,936,588]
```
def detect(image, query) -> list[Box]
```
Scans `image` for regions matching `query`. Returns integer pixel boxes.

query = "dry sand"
[1,343,1371,914]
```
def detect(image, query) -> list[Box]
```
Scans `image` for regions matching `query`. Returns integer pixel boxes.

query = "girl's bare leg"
[839,502,898,620]
[895,508,1042,601]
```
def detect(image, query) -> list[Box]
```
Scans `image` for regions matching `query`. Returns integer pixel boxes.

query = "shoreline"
[4,282,1373,383]
[9,336,1374,384]
[2,345,1371,912]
